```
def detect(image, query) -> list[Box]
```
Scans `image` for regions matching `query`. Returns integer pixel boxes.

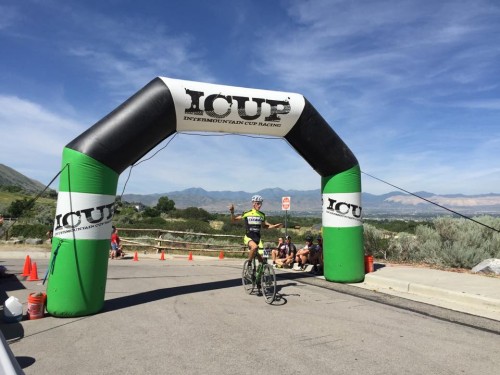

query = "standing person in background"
[110,226,123,259]
[46,229,53,244]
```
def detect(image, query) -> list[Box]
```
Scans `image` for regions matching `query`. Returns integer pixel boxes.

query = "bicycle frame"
[242,253,277,304]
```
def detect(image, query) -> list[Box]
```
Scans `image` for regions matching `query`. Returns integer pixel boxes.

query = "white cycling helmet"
[251,195,263,203]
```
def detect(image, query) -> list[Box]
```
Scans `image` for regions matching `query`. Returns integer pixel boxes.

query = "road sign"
[282,196,291,211]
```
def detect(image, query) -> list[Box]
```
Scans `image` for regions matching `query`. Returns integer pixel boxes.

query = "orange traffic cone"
[28,262,41,281]
[188,251,193,261]
[21,255,32,276]
[159,250,165,261]
[133,251,139,261]
[219,251,224,260]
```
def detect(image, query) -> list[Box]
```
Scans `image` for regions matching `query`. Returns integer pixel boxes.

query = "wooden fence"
[118,227,265,257]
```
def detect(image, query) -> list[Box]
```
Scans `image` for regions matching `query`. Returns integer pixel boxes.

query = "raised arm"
[229,204,242,223]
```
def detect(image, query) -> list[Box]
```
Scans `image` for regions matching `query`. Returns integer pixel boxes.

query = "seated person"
[271,237,284,264]
[46,229,53,244]
[295,235,314,270]
[275,235,296,268]
[309,235,323,275]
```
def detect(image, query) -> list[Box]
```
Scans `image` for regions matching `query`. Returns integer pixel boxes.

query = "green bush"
[142,206,161,217]
[363,224,389,258]
[438,241,490,269]
[365,219,428,234]
[0,185,22,193]
[10,224,50,239]
[134,217,167,228]
[429,217,496,268]
[112,206,140,226]
[155,196,175,213]
[363,216,500,268]
[7,198,35,217]
[413,225,442,264]
[387,232,418,261]
[165,219,213,233]
[32,204,56,226]
[171,207,214,221]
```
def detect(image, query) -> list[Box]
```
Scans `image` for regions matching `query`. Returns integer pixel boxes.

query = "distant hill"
[0,164,51,193]
[124,187,324,214]
[122,188,500,217]
[2,164,499,218]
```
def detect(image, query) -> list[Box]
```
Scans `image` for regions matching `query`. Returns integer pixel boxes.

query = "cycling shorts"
[244,234,263,250]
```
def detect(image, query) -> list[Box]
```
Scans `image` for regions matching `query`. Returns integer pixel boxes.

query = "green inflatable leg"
[322,165,364,283]
[47,148,118,317]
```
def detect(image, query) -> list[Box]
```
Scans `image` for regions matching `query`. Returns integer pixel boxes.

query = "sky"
[1,0,500,196]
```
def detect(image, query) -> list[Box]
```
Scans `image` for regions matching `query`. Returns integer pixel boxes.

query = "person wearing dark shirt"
[275,235,297,268]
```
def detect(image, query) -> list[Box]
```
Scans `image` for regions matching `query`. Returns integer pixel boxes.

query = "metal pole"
[285,210,288,237]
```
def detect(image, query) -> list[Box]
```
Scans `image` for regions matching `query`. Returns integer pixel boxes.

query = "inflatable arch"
[47,77,364,317]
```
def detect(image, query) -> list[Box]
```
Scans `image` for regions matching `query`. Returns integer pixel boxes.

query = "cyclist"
[229,195,282,265]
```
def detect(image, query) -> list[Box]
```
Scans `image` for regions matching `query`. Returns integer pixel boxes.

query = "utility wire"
[117,133,179,200]
[69,130,497,235]
[362,171,500,233]
[117,132,278,200]
[2,164,68,236]
[120,131,500,234]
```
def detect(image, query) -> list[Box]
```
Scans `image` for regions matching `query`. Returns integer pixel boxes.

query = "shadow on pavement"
[16,356,36,369]
[102,277,242,313]
[0,320,25,343]
[0,267,27,302]
[374,263,386,271]
[0,268,28,343]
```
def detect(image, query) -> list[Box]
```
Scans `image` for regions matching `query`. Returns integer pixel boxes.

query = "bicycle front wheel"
[242,260,254,294]
[260,263,276,304]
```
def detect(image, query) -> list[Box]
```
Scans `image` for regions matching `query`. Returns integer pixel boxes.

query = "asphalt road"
[2,257,500,374]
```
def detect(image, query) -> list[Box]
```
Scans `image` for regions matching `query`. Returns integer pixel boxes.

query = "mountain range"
[1,164,499,218]
[122,187,500,218]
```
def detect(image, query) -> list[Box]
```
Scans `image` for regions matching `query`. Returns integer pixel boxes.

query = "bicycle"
[242,249,277,304]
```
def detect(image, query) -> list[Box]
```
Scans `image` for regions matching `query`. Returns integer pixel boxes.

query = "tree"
[7,198,34,218]
[156,196,175,214]
[142,206,160,217]
[179,207,214,221]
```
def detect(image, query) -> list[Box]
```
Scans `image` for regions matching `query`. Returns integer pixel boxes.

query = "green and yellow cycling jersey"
[241,208,265,237]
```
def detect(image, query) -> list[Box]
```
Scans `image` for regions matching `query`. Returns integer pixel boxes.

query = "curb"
[361,273,500,312]
[362,274,410,293]
[409,283,500,310]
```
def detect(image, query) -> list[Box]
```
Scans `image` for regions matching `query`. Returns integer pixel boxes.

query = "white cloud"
[0,95,83,186]
[2,0,500,197]
[116,133,321,195]
[62,10,215,99]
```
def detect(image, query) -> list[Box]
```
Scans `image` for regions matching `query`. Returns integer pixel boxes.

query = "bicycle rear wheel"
[260,263,276,304]
[242,260,255,294]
